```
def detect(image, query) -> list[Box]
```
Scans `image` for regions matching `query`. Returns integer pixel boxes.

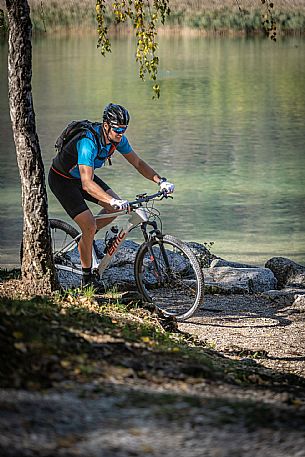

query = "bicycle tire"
[20,219,80,265]
[49,219,82,273]
[134,234,204,320]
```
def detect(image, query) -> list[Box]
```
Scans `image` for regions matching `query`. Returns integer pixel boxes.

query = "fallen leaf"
[14,342,27,353]
[60,360,71,368]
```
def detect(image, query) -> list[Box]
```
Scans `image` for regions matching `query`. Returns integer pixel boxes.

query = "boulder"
[185,241,218,268]
[203,266,277,294]
[293,294,305,308]
[265,257,305,289]
[56,240,140,290]
[57,269,82,289]
[56,238,286,296]
[102,265,136,291]
[94,239,140,265]
[56,239,198,291]
[262,288,305,306]
[210,258,258,269]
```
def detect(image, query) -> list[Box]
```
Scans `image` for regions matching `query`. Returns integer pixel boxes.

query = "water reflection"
[0,35,305,267]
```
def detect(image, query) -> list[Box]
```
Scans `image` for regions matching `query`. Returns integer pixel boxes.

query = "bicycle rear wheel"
[134,235,204,320]
[49,219,82,273]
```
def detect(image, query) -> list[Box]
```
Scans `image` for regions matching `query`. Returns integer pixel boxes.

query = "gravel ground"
[179,294,305,378]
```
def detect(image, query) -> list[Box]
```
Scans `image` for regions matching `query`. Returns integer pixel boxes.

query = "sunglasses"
[111,125,127,134]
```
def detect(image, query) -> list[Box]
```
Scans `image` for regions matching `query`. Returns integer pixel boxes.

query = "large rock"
[203,266,277,294]
[94,239,140,265]
[210,258,258,269]
[57,239,199,291]
[56,240,140,290]
[56,238,280,295]
[57,270,82,289]
[262,288,305,306]
[185,242,218,268]
[102,265,136,290]
[265,257,305,289]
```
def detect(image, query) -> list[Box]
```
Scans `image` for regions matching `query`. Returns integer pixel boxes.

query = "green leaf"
[96,0,170,98]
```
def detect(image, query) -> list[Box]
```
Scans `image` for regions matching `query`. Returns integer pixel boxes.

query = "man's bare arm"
[123,150,162,184]
[79,165,113,204]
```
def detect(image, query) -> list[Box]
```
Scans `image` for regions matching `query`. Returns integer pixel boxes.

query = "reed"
[1,0,304,35]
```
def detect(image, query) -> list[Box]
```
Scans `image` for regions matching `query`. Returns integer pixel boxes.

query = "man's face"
[105,122,127,142]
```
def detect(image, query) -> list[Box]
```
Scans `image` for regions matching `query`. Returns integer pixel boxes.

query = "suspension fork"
[140,222,171,279]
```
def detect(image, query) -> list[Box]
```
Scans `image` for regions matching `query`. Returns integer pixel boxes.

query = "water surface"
[0,35,304,267]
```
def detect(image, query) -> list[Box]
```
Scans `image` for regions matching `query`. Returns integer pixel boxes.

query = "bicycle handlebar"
[95,190,171,217]
[129,190,170,208]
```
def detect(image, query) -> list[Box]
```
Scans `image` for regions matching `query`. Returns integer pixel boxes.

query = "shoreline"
[1,1,305,37]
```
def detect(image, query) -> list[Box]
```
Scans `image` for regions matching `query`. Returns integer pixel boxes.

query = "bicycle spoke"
[49,220,81,271]
[135,235,204,320]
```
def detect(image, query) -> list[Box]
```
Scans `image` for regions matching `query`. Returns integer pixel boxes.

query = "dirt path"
[179,294,305,378]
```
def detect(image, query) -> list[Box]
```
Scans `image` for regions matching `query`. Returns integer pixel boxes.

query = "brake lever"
[136,193,147,199]
[160,193,173,200]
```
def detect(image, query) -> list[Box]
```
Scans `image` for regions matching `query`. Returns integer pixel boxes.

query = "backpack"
[54,120,116,166]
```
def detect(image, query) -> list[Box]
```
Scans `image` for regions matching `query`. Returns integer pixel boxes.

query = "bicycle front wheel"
[135,235,204,320]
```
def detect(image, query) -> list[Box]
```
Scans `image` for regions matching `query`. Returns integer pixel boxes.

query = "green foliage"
[2,2,305,42]
[260,0,277,41]
[0,268,21,280]
[96,0,170,98]
[0,8,5,28]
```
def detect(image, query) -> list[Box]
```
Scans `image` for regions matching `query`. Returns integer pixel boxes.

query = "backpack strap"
[83,122,102,158]
[106,144,116,166]
[98,126,117,166]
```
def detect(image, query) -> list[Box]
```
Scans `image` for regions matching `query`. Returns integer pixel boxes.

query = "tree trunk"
[5,0,57,294]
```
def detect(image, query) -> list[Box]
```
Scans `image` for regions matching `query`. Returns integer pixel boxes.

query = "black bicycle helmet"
[103,103,130,128]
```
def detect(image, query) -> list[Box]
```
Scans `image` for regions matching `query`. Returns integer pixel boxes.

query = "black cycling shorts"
[48,167,111,219]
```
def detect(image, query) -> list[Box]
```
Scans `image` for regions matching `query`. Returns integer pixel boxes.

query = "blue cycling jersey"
[69,124,132,179]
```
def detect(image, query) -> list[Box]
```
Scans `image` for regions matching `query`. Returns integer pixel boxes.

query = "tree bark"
[5,0,57,293]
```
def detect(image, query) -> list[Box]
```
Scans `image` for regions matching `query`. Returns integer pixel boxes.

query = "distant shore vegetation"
[0,0,305,37]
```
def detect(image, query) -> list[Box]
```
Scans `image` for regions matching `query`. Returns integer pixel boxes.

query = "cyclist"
[48,103,175,289]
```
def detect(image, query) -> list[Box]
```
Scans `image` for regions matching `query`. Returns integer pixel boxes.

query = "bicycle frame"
[93,206,150,278]
[54,190,166,276]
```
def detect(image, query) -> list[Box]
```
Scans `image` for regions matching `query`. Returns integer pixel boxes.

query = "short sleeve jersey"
[69,124,132,178]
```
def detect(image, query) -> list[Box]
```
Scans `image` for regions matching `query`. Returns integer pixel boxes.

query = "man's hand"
[109,198,129,211]
[159,179,175,194]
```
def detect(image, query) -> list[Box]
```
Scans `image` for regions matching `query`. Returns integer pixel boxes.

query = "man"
[48,103,174,289]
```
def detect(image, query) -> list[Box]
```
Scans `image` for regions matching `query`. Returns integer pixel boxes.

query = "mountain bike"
[49,190,204,320]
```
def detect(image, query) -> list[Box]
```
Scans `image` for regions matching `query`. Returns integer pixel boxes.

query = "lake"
[0,34,304,268]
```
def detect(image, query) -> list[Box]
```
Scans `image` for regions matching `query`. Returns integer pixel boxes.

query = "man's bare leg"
[74,210,97,269]
[74,189,122,268]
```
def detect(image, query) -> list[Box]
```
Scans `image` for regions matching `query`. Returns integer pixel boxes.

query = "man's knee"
[74,210,97,238]
[82,220,97,238]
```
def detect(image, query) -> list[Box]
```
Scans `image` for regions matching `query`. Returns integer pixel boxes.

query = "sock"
[82,267,92,276]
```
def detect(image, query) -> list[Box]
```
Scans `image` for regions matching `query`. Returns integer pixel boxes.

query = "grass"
[1,280,305,395]
[0,0,305,35]
[0,290,213,389]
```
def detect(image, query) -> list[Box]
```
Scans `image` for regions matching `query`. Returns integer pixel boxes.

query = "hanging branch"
[40,1,47,33]
[260,0,277,41]
[96,0,111,55]
[96,0,170,98]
